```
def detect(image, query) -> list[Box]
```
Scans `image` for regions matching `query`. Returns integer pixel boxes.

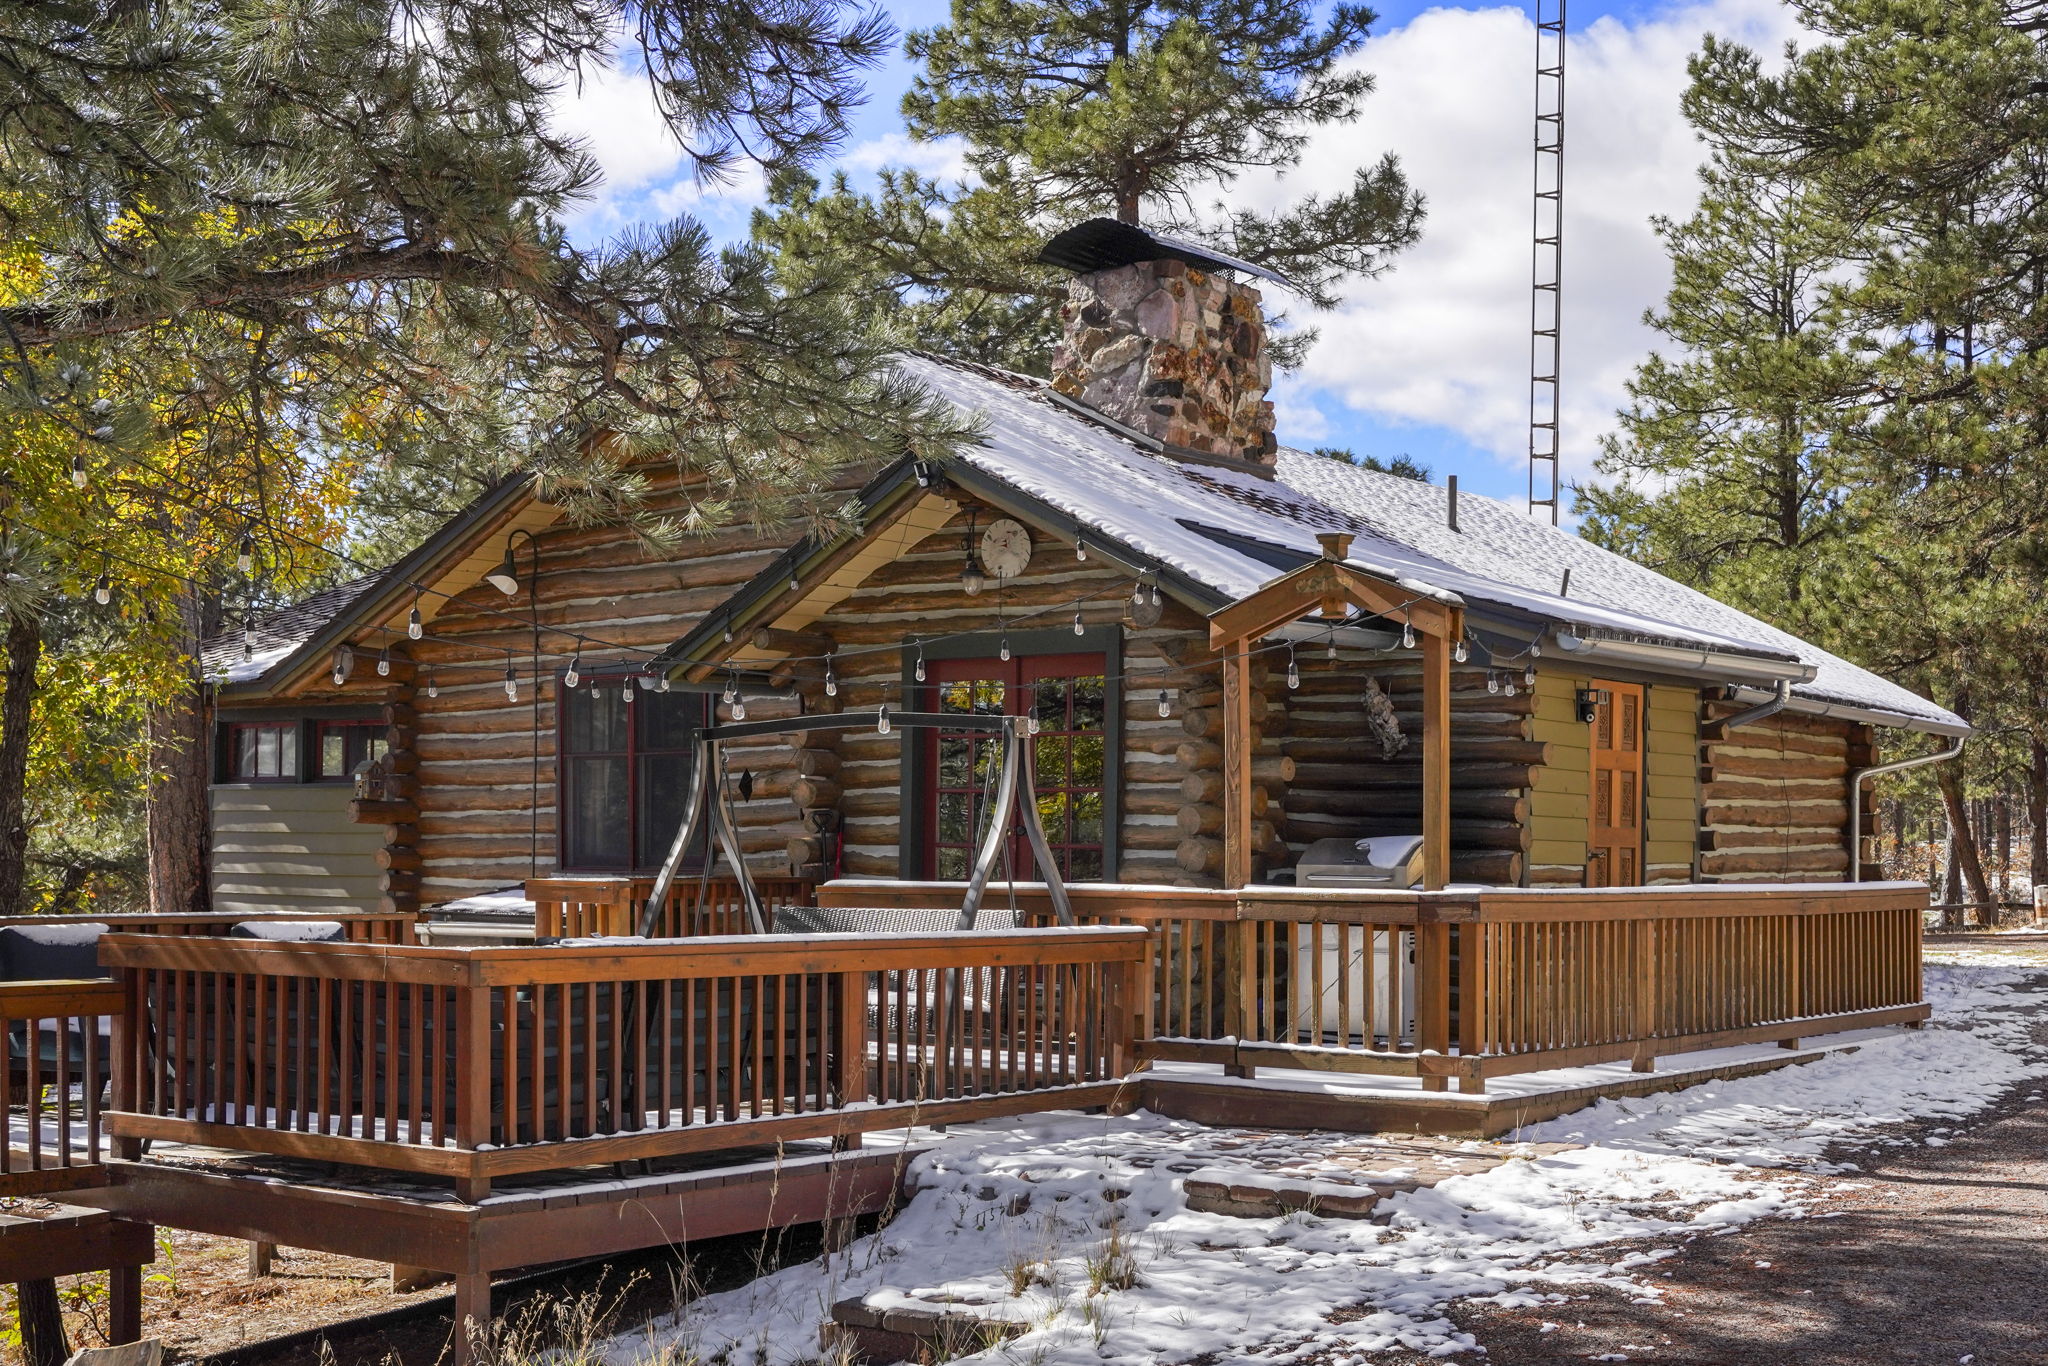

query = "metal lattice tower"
[1528,0,1566,525]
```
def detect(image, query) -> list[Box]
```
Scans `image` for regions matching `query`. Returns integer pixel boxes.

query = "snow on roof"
[899,355,1964,734]
[199,573,388,685]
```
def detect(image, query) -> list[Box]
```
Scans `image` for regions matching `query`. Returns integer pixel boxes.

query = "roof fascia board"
[223,471,545,700]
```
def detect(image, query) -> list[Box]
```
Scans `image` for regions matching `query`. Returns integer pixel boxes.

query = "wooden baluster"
[832,970,867,1148]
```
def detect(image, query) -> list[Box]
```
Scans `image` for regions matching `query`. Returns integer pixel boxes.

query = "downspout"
[1703,678,1792,740]
[1848,735,1967,882]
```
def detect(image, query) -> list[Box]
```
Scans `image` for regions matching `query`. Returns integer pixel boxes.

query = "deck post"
[108,1262,142,1345]
[112,965,142,1160]
[1421,629,1451,892]
[452,1270,491,1366]
[832,970,868,1147]
[1220,647,1255,890]
[1414,921,1451,1091]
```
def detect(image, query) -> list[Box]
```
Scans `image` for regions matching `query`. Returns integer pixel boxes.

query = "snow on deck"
[605,960,2046,1365]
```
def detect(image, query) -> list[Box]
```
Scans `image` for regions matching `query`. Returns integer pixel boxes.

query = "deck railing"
[0,911,419,942]
[3,978,122,1197]
[817,880,1932,1092]
[526,875,814,939]
[100,926,1144,1197]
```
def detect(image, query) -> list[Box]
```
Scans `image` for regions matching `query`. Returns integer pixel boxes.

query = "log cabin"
[201,220,1965,917]
[5,223,1963,1359]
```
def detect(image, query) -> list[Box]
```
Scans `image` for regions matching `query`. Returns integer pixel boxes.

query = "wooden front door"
[1587,680,1644,887]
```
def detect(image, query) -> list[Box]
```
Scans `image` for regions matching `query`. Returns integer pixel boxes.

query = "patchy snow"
[605,960,2042,1366]
[0,921,108,946]
[231,919,345,942]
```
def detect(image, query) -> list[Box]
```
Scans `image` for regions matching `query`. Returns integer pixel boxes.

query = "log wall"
[1698,702,1862,882]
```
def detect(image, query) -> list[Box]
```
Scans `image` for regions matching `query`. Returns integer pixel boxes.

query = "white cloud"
[842,130,972,183]
[1246,0,1804,485]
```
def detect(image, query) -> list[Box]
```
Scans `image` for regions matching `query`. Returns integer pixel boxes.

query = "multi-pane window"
[315,721,389,782]
[226,722,299,781]
[927,654,1107,881]
[557,674,707,871]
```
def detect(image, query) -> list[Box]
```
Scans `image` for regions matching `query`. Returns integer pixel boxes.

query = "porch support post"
[1421,628,1451,892]
[1221,645,1255,890]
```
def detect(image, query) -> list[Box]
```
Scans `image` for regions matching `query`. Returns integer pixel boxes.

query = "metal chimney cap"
[1037,218,1296,290]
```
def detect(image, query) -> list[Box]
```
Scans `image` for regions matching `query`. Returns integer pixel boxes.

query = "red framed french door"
[925,652,1108,881]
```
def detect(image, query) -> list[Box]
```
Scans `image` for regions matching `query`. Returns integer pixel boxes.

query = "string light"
[504,657,519,701]
[1073,610,1085,636]
[731,693,747,720]
[1147,580,1161,608]
[1488,672,1500,695]
[722,671,737,705]
[1157,689,1171,718]
[564,645,582,689]
[93,572,111,605]
[1529,639,1542,658]
[407,590,424,640]
[913,644,927,683]
[788,570,800,593]
[1524,663,1536,690]
[824,655,838,697]
[1286,643,1300,690]
[622,674,634,703]
[236,533,254,578]
[241,615,254,662]
[425,669,439,699]
[70,453,87,489]
[1453,638,1469,664]
[1504,674,1518,698]
[999,633,1011,662]
[876,705,891,735]
[1400,617,1415,650]
[656,671,671,693]
[333,656,348,687]
[1075,537,1088,562]
[376,646,391,677]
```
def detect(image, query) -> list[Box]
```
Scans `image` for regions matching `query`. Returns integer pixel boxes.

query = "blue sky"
[554,0,1803,512]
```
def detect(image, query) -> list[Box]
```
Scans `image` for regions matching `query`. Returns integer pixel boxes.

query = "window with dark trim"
[924,652,1108,881]
[314,720,389,782]
[557,673,709,871]
[225,721,300,782]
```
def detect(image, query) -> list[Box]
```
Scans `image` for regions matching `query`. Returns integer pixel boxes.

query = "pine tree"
[756,0,1425,372]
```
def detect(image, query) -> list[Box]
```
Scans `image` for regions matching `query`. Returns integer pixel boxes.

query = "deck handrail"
[99,926,1146,1198]
[2,977,123,1197]
[527,875,814,939]
[818,879,1931,1092]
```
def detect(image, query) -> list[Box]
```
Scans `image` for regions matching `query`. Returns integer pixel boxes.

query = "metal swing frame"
[640,711,1076,937]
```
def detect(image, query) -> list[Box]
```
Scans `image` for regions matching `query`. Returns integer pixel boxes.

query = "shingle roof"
[200,574,388,685]
[897,354,1965,735]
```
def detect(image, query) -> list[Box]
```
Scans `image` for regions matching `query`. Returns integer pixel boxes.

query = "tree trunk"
[147,583,212,917]
[16,1278,70,1366]
[2030,738,2047,895]
[1937,765,1993,927]
[0,607,43,916]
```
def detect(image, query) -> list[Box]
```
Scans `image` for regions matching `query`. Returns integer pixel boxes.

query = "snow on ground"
[607,962,2047,1366]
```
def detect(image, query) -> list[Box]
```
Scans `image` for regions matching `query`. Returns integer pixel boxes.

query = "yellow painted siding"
[209,783,384,915]
[1527,670,1590,881]
[1643,683,1698,883]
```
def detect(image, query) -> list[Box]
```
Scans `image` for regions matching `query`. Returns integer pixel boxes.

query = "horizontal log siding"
[210,783,385,914]
[1279,657,1534,887]
[1527,669,1590,884]
[1644,684,1700,884]
[1698,703,1857,882]
[819,506,1212,885]
[388,471,864,904]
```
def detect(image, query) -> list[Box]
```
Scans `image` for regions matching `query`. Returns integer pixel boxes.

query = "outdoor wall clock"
[980,517,1033,581]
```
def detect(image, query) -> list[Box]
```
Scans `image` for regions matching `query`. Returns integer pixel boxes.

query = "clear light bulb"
[242,628,254,662]
[1488,673,1500,695]
[426,671,439,699]
[237,535,254,577]
[622,678,633,704]
[505,667,518,701]
[1073,611,1084,636]
[1075,538,1088,561]
[1453,639,1469,664]
[376,650,390,677]
[1504,677,1517,698]
[876,705,891,735]
[1286,648,1300,690]
[1148,582,1161,607]
[93,574,111,605]
[564,657,580,688]
[722,677,736,704]
[732,696,747,720]
[914,650,927,683]
[824,659,837,697]
[1157,690,1171,718]
[333,666,346,686]
[407,605,423,640]
[1524,664,1536,690]
[1401,620,1415,649]
[1530,640,1542,658]
[71,454,87,489]
[788,572,800,593]
[999,636,1011,662]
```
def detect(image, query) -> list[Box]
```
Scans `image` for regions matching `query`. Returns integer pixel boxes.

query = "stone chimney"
[1040,222,1280,470]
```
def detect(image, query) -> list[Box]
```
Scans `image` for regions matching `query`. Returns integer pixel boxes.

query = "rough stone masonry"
[1050,257,1278,467]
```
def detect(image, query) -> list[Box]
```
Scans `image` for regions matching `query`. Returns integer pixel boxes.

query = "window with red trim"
[314,721,389,781]
[557,673,709,871]
[225,722,300,782]
[926,653,1106,881]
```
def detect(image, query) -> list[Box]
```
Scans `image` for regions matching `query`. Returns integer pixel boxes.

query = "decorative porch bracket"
[1207,540,1465,891]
